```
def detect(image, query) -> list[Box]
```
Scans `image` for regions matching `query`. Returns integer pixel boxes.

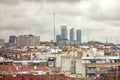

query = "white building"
[61,51,86,77]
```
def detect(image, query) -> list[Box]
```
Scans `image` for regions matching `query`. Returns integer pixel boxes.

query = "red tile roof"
[18,65,31,71]
[0,74,68,80]
[30,66,50,72]
[0,65,51,74]
[0,65,17,73]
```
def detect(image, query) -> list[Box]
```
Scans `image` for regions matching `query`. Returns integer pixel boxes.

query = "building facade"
[70,28,74,42]
[61,26,67,40]
[56,35,61,44]
[9,36,16,44]
[16,34,40,47]
[0,39,5,47]
[61,51,86,77]
[76,29,82,44]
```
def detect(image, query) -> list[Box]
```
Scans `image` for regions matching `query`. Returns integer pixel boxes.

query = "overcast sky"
[0,0,120,43]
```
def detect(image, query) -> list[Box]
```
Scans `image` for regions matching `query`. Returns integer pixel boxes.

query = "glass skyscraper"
[56,35,61,44]
[61,26,67,40]
[76,29,82,43]
[70,28,74,41]
[9,36,16,43]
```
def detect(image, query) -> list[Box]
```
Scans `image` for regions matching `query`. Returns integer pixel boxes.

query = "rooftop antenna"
[105,37,108,44]
[87,36,89,42]
[116,38,119,44]
[53,12,56,42]
[53,12,57,80]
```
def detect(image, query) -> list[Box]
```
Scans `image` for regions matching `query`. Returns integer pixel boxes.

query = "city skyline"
[76,29,82,43]
[61,26,67,40]
[70,28,74,42]
[0,0,120,43]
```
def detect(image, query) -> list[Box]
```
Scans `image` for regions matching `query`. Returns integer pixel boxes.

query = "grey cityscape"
[0,0,120,80]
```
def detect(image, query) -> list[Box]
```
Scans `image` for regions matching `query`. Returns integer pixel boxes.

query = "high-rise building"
[9,36,16,43]
[61,26,67,40]
[70,28,74,42]
[76,29,82,44]
[16,34,40,47]
[56,35,61,44]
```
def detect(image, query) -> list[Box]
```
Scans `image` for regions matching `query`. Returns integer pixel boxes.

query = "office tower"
[70,28,74,42]
[56,35,61,44]
[16,34,40,47]
[9,36,16,43]
[0,39,5,47]
[76,29,82,43]
[61,26,67,40]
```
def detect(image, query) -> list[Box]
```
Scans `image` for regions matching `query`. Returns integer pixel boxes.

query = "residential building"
[70,28,74,42]
[59,39,69,48]
[76,29,82,44]
[81,49,120,79]
[16,34,40,47]
[61,51,86,77]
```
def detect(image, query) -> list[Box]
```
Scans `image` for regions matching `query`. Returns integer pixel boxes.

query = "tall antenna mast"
[53,12,56,42]
[106,37,108,44]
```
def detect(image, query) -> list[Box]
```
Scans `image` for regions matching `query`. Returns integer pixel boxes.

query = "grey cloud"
[0,0,81,4]
[0,19,51,33]
[82,0,120,21]
[24,0,81,3]
[89,13,120,21]
[0,0,20,5]
[0,26,25,31]
[104,20,120,27]
[0,0,120,43]
[52,0,120,22]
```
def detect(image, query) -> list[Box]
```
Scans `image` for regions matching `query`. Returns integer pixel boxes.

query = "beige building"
[82,50,120,78]
[61,51,86,77]
[16,34,40,47]
[0,39,5,47]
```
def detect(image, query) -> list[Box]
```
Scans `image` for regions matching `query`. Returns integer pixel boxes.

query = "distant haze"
[0,0,120,43]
